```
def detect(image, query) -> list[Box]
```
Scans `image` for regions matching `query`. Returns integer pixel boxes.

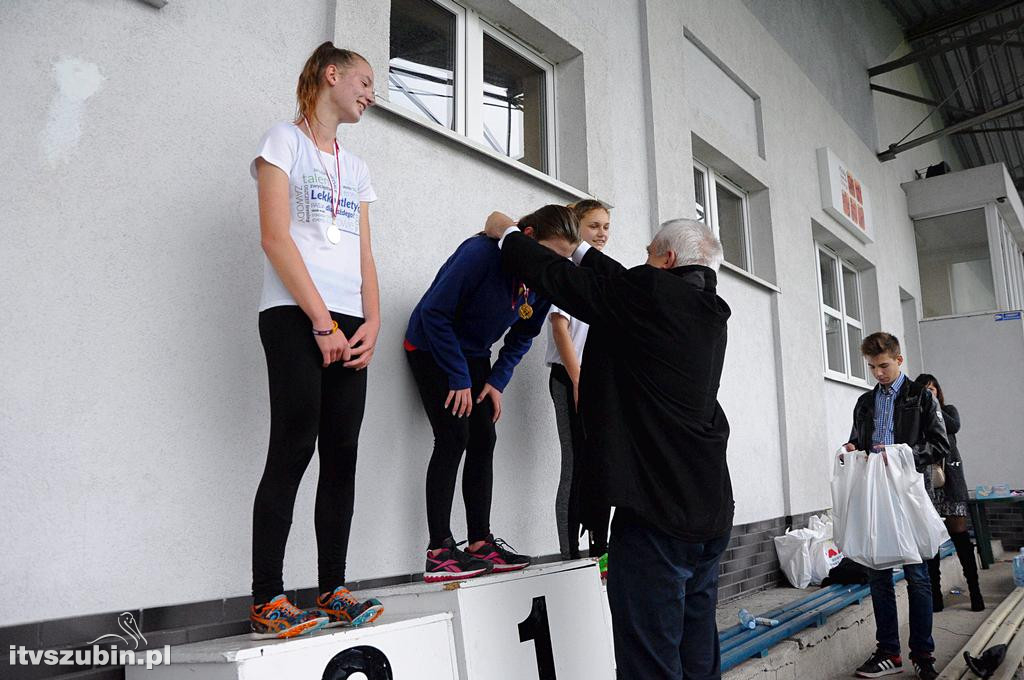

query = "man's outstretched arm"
[487,222,622,326]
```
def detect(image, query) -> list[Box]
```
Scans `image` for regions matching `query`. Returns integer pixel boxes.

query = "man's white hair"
[650,218,724,271]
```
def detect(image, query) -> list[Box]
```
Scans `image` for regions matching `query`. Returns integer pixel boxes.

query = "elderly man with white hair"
[484,214,734,680]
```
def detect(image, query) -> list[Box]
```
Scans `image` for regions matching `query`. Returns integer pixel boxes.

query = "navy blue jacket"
[405,235,550,391]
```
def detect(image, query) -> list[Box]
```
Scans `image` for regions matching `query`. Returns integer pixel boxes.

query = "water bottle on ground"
[738,608,756,629]
[1013,548,1024,588]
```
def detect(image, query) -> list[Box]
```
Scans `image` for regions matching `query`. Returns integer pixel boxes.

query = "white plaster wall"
[0,0,651,622]
[716,274,784,525]
[641,0,959,519]
[0,0,962,624]
[920,313,1024,489]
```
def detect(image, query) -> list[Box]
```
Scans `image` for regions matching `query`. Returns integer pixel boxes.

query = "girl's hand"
[343,320,380,370]
[476,383,503,423]
[445,388,473,418]
[314,329,352,367]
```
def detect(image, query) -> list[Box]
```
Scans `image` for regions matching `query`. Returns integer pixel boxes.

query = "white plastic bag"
[831,448,920,569]
[888,444,950,559]
[774,514,844,588]
[807,515,844,585]
[775,527,815,588]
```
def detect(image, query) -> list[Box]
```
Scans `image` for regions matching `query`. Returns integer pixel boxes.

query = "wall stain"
[43,58,105,164]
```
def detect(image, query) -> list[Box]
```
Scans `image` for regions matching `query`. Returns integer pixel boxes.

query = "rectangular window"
[694,166,708,223]
[817,245,865,382]
[693,160,753,272]
[388,0,460,130]
[481,31,549,172]
[389,0,555,173]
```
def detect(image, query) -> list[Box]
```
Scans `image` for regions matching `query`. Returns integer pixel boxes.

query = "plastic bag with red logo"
[807,514,844,585]
[774,514,843,588]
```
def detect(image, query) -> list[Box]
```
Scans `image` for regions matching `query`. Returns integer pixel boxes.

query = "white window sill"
[824,373,870,389]
[370,98,599,203]
[719,261,780,293]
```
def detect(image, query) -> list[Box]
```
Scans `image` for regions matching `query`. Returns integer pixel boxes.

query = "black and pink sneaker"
[424,538,494,583]
[465,534,531,573]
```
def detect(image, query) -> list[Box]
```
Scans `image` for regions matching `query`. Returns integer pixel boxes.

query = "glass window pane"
[388,0,457,129]
[819,250,839,310]
[914,208,994,317]
[824,313,844,373]
[483,34,546,171]
[847,323,864,379]
[694,167,707,223]
[843,265,860,321]
[715,182,748,270]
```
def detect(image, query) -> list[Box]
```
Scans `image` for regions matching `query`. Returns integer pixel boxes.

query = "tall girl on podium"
[248,42,383,639]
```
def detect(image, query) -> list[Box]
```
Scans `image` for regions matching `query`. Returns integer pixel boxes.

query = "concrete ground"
[721,543,1018,680]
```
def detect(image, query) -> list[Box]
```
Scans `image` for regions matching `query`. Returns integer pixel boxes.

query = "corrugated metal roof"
[878,0,1024,192]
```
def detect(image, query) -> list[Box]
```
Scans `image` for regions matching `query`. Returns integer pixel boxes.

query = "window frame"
[693,159,753,272]
[388,0,557,175]
[815,244,866,383]
[386,0,465,132]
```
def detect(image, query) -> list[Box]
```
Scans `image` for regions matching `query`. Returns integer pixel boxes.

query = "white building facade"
[2,0,999,629]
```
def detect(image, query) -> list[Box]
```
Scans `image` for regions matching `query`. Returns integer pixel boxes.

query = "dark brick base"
[971,501,1024,551]
[716,509,828,602]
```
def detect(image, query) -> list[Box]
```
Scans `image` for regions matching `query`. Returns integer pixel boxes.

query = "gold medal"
[518,302,533,320]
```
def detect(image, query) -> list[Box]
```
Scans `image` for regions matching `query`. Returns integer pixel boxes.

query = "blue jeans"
[868,562,934,658]
[607,512,730,680]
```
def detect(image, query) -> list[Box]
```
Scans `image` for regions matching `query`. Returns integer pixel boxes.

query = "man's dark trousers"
[867,562,934,658]
[607,511,731,680]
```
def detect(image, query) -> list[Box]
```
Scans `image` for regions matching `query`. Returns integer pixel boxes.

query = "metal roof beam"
[953,125,1024,133]
[878,97,1024,160]
[869,83,982,116]
[869,14,1024,77]
[905,0,1024,42]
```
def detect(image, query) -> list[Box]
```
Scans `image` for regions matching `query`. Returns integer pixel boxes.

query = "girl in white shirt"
[546,200,611,562]
[249,41,382,639]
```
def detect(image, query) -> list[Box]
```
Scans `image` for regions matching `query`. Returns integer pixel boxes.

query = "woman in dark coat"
[915,374,984,612]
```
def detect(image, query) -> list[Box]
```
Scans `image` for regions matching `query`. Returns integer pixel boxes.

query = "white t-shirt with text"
[251,122,377,317]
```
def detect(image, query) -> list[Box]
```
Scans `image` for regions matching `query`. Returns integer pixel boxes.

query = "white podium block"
[126,612,458,680]
[375,560,614,680]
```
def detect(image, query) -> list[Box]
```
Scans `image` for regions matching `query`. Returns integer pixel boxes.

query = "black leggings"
[406,349,496,549]
[252,306,367,605]
[550,364,609,556]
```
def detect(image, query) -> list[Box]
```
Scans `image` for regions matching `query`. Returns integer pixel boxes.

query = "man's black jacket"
[847,378,949,472]
[501,232,734,541]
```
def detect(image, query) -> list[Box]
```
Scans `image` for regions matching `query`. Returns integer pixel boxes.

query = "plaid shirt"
[871,372,906,446]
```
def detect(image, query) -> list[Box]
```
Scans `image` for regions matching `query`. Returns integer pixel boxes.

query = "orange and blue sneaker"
[315,586,384,628]
[249,594,328,639]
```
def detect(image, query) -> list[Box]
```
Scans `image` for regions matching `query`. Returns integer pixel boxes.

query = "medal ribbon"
[513,283,530,310]
[304,116,341,223]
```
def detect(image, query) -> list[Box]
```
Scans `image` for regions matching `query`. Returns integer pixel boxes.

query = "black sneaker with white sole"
[855,649,903,677]
[910,655,938,680]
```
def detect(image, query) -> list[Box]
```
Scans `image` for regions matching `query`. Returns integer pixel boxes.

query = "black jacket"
[500,233,734,541]
[847,378,949,472]
[938,404,969,503]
